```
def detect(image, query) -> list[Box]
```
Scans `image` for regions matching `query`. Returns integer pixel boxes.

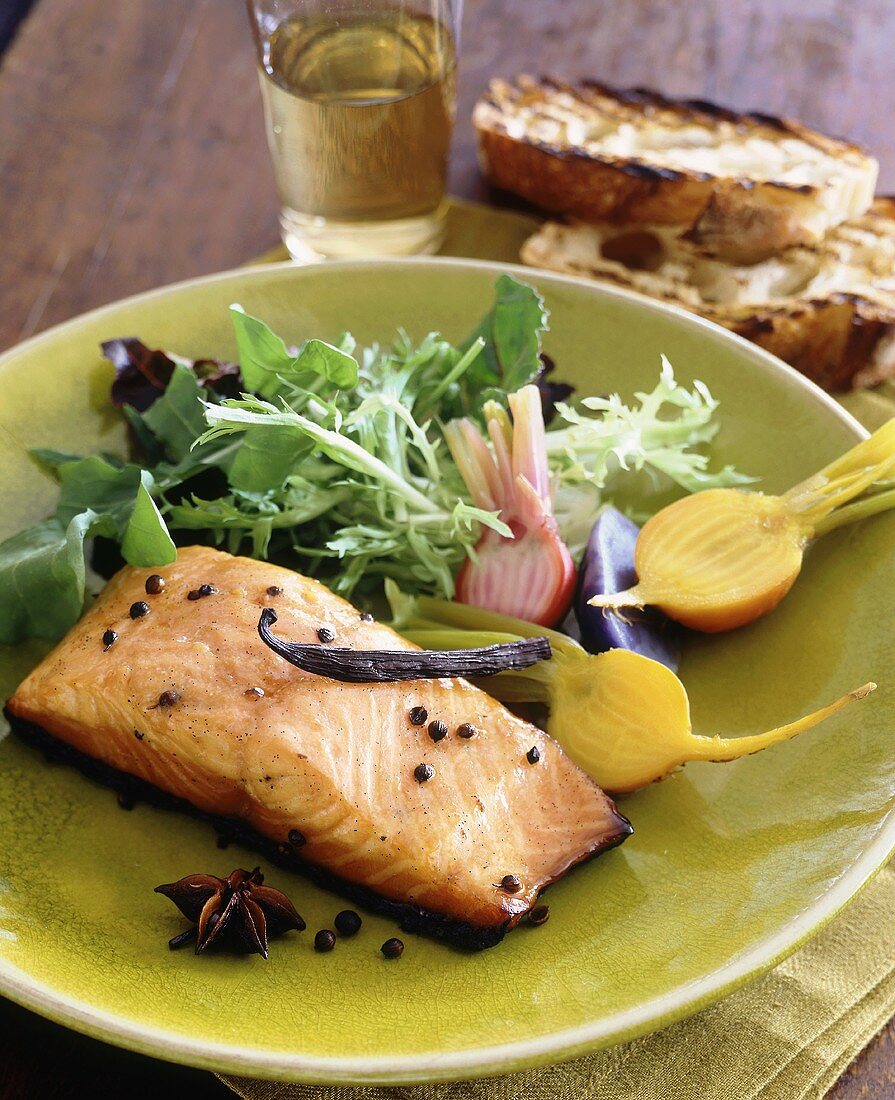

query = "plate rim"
[1,255,890,1085]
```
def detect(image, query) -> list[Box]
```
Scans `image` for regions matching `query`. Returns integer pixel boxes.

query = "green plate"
[1,259,894,1084]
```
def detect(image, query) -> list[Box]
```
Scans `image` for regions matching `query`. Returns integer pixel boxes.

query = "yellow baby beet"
[590,419,895,632]
[548,648,874,792]
[391,592,875,792]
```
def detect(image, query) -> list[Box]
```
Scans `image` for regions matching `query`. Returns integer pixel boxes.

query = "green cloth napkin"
[223,199,895,1100]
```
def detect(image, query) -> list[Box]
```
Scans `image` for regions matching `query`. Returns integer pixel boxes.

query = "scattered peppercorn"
[156,690,180,708]
[526,746,541,765]
[102,629,118,650]
[133,730,144,741]
[129,601,150,619]
[187,583,217,601]
[409,706,428,726]
[528,905,550,926]
[381,937,404,959]
[428,719,448,742]
[316,626,335,643]
[314,929,336,952]
[496,874,522,893]
[266,585,283,596]
[288,829,307,848]
[244,687,265,699]
[145,574,166,595]
[457,723,478,739]
[334,910,362,937]
[414,763,435,783]
[359,611,374,622]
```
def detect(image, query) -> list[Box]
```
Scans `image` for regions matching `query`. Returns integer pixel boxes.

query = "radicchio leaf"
[535,354,574,426]
[103,338,243,412]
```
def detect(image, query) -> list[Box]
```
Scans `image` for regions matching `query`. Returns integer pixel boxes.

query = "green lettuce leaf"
[227,426,312,492]
[56,456,144,528]
[142,363,209,461]
[121,475,177,565]
[55,456,175,566]
[230,305,358,399]
[461,274,549,394]
[0,511,98,644]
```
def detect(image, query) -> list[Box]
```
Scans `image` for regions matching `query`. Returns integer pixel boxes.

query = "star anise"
[155,867,305,958]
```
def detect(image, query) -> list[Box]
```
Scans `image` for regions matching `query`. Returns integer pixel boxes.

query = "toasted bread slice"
[475,76,878,263]
[520,199,895,392]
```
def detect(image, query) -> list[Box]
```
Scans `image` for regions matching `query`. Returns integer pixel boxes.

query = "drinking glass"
[245,0,462,261]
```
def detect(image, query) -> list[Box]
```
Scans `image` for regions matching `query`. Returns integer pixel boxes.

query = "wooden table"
[1,0,893,1095]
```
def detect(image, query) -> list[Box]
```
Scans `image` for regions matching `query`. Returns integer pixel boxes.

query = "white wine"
[257,9,457,257]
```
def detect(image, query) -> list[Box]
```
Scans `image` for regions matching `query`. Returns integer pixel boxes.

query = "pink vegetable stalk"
[444,385,577,626]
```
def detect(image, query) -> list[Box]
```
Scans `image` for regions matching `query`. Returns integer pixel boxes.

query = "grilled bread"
[475,76,878,264]
[521,199,895,392]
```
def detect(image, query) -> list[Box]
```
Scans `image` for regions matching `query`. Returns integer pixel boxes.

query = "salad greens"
[549,356,753,556]
[0,275,748,645]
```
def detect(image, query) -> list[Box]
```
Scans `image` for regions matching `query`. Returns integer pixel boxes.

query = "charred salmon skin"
[7,545,631,948]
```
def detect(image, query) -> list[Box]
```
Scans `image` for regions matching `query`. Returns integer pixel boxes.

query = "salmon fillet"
[7,545,631,947]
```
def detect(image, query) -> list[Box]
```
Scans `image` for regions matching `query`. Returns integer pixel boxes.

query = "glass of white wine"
[246,0,461,261]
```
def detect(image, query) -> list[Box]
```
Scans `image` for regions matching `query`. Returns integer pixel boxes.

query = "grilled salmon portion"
[7,546,631,946]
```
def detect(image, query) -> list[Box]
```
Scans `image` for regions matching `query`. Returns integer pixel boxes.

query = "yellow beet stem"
[812,420,895,483]
[690,682,876,762]
[814,487,895,536]
[787,461,895,533]
[785,421,895,532]
[413,594,583,657]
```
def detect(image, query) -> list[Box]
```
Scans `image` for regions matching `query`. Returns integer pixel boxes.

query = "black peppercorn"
[129,601,150,619]
[145,574,165,595]
[244,687,265,699]
[314,929,336,952]
[428,719,448,742]
[528,905,550,926]
[266,585,282,596]
[316,626,335,643]
[188,584,216,601]
[381,937,404,959]
[359,611,374,622]
[102,629,118,650]
[133,730,144,741]
[409,706,428,726]
[457,722,478,739]
[526,746,541,765]
[334,910,362,937]
[156,690,180,708]
[414,763,435,783]
[496,874,522,893]
[288,829,306,848]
